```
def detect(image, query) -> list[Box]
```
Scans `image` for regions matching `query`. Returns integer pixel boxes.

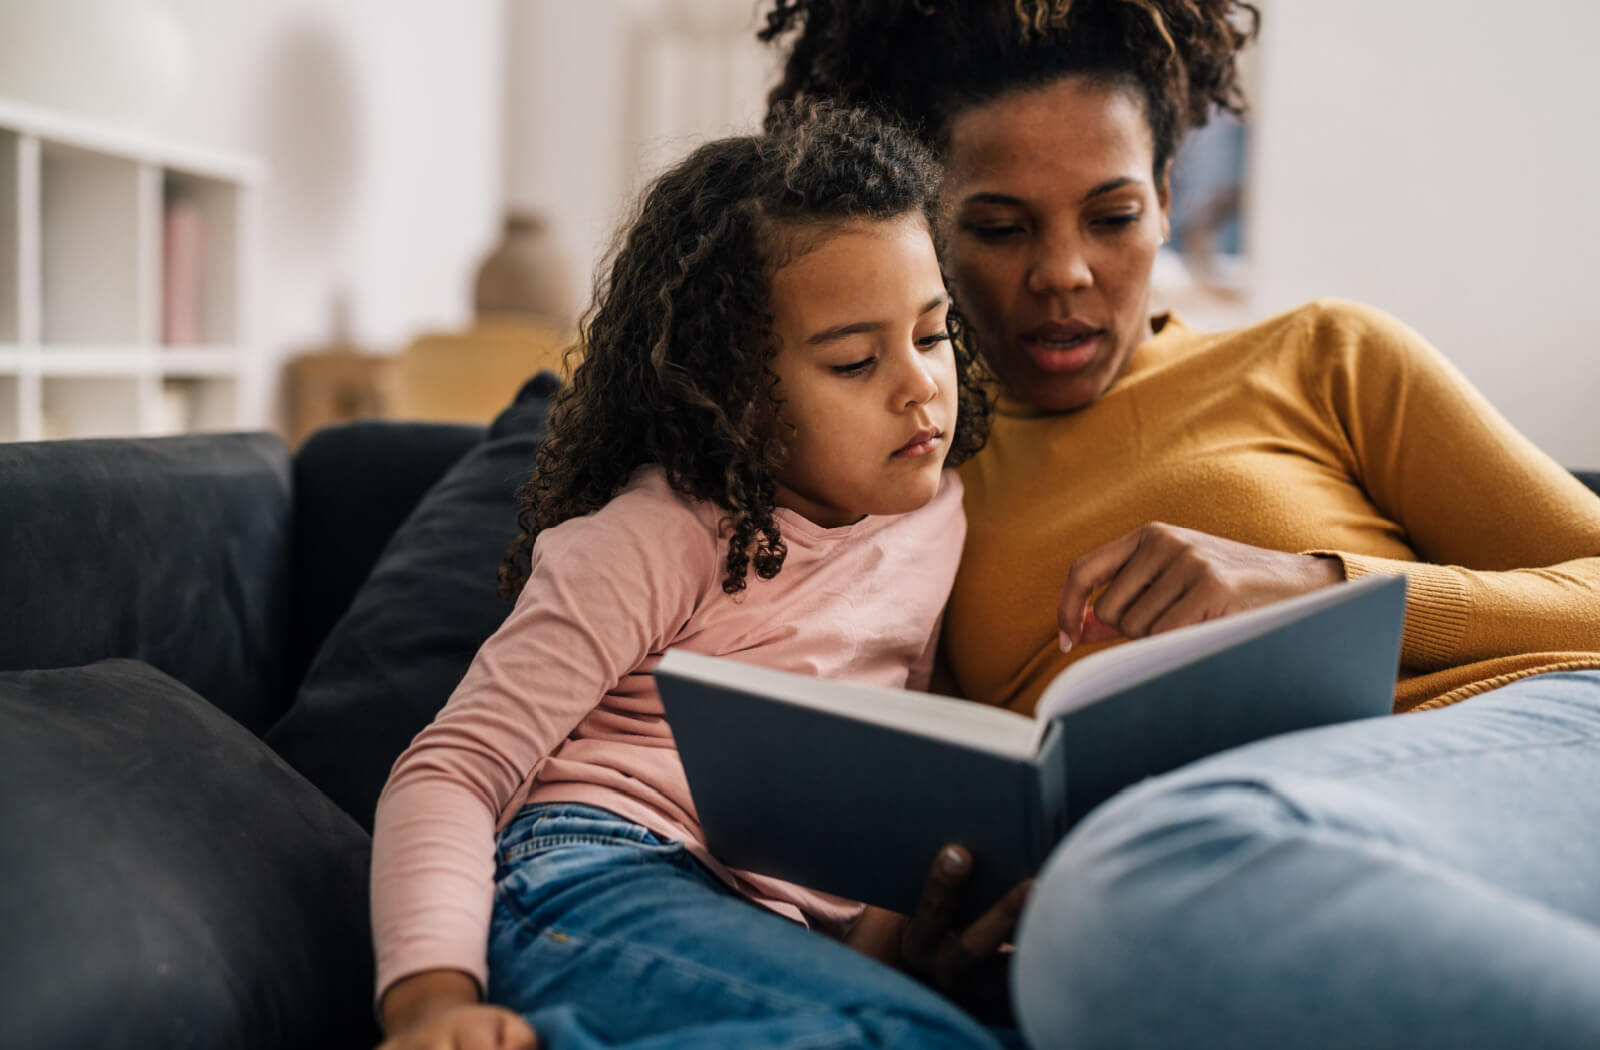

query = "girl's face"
[940,76,1170,413]
[766,212,959,528]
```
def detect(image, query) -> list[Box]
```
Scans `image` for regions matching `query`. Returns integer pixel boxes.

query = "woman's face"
[940,76,1169,413]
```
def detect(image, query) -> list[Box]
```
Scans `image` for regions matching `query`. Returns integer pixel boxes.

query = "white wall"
[503,0,774,310]
[160,0,505,418]
[1249,0,1600,467]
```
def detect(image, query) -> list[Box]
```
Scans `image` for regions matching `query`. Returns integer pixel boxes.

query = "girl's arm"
[370,477,719,1028]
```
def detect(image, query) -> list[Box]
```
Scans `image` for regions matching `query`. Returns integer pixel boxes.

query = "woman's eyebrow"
[806,295,950,346]
[961,177,1143,208]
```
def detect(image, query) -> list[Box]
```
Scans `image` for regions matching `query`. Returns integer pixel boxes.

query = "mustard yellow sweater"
[945,299,1600,715]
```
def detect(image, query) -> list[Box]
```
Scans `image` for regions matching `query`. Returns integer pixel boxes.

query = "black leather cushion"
[0,433,293,734]
[289,421,485,688]
[0,661,376,1050]
[266,373,558,829]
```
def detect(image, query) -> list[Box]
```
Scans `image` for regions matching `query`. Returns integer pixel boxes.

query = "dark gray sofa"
[0,373,556,1050]
[0,373,1595,1048]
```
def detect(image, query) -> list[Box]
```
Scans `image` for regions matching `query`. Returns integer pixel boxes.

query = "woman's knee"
[1011,775,1318,1049]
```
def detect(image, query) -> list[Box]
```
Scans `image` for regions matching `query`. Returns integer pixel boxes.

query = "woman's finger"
[1057,530,1145,645]
[900,845,972,967]
[1115,549,1204,637]
[953,877,1033,964]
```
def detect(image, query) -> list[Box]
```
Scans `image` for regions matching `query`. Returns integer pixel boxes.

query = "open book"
[655,573,1406,916]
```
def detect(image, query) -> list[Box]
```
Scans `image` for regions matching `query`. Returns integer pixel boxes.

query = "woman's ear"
[1157,158,1174,242]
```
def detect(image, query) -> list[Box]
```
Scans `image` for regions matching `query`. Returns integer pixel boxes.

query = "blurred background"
[0,0,1595,467]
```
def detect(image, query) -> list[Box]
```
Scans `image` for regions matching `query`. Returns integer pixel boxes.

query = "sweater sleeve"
[1302,300,1600,670]
[369,478,717,1003]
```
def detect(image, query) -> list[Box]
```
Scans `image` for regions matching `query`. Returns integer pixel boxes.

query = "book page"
[1033,576,1393,728]
[656,650,1043,759]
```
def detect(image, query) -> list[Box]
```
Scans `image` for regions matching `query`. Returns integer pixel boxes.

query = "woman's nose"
[1026,234,1093,297]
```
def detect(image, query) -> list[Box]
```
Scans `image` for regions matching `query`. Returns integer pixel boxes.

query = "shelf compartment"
[160,376,239,435]
[0,374,18,440]
[1,130,17,342]
[40,142,143,346]
[161,171,240,347]
[41,375,142,439]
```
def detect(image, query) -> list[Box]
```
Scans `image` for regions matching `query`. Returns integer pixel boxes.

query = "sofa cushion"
[0,660,376,1050]
[0,433,293,734]
[289,420,486,688]
[266,372,559,829]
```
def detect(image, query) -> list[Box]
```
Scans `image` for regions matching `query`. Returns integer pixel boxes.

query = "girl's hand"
[377,1003,536,1050]
[891,846,1033,1024]
[1057,523,1345,649]
[377,969,537,1050]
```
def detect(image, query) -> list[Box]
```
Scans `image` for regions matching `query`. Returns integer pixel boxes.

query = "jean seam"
[498,916,848,1020]
[501,831,684,865]
[1295,730,1597,784]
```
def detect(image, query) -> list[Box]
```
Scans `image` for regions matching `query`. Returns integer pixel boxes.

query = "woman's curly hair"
[758,1,1258,183]
[500,103,990,600]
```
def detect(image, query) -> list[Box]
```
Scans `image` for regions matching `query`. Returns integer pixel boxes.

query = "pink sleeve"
[369,479,716,1003]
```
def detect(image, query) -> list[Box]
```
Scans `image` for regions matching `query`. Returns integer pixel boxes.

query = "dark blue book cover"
[656,574,1406,916]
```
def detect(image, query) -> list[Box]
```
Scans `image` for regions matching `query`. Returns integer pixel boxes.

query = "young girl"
[371,105,1020,1050]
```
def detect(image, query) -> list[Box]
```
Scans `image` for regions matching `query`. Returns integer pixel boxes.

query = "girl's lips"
[1020,331,1102,374]
[893,430,942,458]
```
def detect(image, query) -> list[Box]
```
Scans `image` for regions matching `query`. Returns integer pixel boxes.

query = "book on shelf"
[655,573,1406,916]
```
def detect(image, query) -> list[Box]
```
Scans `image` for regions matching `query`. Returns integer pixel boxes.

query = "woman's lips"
[1019,330,1103,374]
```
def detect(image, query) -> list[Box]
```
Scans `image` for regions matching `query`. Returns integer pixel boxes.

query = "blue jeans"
[486,803,1023,1049]
[1013,670,1600,1050]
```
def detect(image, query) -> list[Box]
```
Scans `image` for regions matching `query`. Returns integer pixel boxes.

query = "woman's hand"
[853,846,1032,1024]
[1057,523,1345,649]
[377,969,537,1050]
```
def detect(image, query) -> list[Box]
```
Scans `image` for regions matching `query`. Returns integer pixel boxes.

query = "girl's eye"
[831,357,876,376]
[1093,214,1140,230]
[916,331,952,350]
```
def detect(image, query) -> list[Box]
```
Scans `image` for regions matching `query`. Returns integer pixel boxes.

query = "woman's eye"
[916,331,952,350]
[1094,214,1140,230]
[968,224,1024,242]
[831,357,875,376]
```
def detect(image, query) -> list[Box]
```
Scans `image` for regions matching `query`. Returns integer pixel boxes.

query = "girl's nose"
[901,349,939,408]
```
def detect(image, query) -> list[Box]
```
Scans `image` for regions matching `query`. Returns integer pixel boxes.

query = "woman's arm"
[1059,302,1600,660]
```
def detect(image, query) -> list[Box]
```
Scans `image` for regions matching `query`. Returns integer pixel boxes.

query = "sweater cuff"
[1304,550,1468,670]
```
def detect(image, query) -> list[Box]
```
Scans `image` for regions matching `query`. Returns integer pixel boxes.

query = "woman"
[761,2,1600,1047]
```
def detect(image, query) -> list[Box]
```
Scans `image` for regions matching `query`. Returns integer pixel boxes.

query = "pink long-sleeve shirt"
[370,466,966,1000]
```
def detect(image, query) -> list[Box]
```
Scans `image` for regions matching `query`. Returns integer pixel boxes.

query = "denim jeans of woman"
[1013,670,1600,1050]
[486,803,1024,1050]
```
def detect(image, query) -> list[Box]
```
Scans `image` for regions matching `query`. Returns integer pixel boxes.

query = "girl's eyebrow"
[806,295,951,346]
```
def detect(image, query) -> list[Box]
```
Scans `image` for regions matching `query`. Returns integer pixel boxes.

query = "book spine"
[1032,721,1072,869]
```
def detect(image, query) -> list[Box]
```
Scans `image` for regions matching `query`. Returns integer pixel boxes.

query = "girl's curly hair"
[758,1,1258,184]
[500,103,991,600]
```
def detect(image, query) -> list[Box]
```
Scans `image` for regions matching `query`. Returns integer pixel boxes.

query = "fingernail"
[941,847,968,875]
[1058,629,1073,653]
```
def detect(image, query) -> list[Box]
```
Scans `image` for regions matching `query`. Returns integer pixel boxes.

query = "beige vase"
[472,211,578,326]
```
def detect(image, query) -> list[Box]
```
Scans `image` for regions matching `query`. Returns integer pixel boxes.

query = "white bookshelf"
[0,96,263,442]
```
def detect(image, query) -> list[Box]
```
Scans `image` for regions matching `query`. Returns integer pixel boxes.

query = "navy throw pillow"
[0,660,376,1050]
[266,372,558,829]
